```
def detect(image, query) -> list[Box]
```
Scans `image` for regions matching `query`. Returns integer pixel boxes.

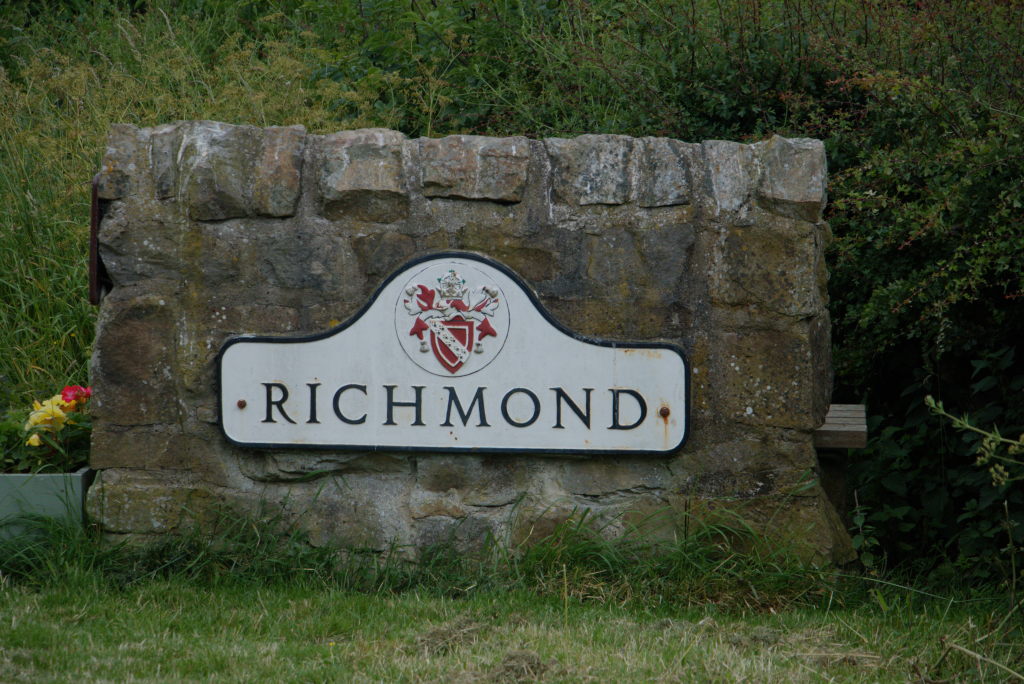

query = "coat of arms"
[402,268,502,374]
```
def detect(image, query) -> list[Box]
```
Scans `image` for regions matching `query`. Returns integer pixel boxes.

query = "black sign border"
[216,250,690,455]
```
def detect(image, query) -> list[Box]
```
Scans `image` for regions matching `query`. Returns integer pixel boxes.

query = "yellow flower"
[50,393,73,410]
[26,433,42,447]
[24,397,68,432]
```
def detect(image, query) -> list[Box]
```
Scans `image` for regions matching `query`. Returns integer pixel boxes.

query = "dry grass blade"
[941,638,1024,681]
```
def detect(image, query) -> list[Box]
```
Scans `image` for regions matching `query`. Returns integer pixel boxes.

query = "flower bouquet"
[1,385,92,474]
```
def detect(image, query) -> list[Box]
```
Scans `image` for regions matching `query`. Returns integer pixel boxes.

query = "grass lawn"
[2,578,1020,682]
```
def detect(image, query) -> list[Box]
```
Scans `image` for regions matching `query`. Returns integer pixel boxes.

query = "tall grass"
[2,510,1021,681]
[0,507,833,611]
[0,2,347,406]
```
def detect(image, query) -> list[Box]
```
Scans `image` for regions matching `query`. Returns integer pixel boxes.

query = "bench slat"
[814,404,868,449]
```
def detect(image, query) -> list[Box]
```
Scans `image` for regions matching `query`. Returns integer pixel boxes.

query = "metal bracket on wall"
[89,174,112,306]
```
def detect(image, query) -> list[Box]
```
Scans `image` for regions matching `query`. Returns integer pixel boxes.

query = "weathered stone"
[678,436,819,475]
[413,514,497,553]
[809,314,833,424]
[558,458,671,498]
[702,140,757,218]
[90,424,232,486]
[253,125,305,217]
[172,301,301,396]
[96,124,142,199]
[755,135,827,222]
[291,473,413,549]
[417,455,528,508]
[179,121,260,221]
[545,298,690,340]
[97,202,184,286]
[456,222,558,283]
[319,128,408,223]
[711,325,826,430]
[258,232,356,293]
[90,291,178,426]
[149,123,182,199]
[710,217,823,317]
[546,135,633,205]
[239,452,410,482]
[635,223,696,295]
[637,138,699,207]
[353,231,416,279]
[409,489,468,520]
[583,230,646,303]
[421,135,530,202]
[89,123,850,564]
[85,469,209,534]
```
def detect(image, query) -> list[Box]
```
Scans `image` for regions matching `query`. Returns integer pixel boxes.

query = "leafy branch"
[926,395,1024,485]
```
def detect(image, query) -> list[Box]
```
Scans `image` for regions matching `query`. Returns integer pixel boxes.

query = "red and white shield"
[399,264,507,376]
[428,316,475,373]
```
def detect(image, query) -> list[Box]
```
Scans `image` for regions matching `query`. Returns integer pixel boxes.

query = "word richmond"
[259,382,653,431]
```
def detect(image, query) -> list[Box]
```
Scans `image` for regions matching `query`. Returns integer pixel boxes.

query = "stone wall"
[89,121,853,564]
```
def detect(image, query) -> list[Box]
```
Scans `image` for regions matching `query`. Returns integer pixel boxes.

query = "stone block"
[421,135,530,202]
[149,123,182,199]
[319,128,408,223]
[353,231,416,279]
[86,469,203,534]
[635,222,696,295]
[253,125,306,217]
[809,314,833,423]
[90,292,178,426]
[183,225,361,301]
[238,452,410,482]
[583,230,646,303]
[711,325,826,430]
[98,202,184,285]
[456,221,559,283]
[412,514,499,554]
[677,437,819,475]
[676,466,818,499]
[545,298,686,339]
[409,489,468,520]
[558,458,671,498]
[179,121,260,221]
[755,135,827,222]
[291,473,413,549]
[637,138,699,207]
[90,424,231,486]
[710,217,823,317]
[416,455,528,508]
[546,134,633,205]
[96,124,142,199]
[702,140,756,217]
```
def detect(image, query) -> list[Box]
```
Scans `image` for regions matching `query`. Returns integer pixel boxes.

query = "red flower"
[61,385,92,403]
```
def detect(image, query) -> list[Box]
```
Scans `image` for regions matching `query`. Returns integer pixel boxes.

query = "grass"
[0,514,1021,682]
[1,571,1021,681]
[0,3,349,408]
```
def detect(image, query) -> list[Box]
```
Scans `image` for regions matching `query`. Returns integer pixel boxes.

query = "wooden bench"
[814,404,867,526]
[814,404,867,449]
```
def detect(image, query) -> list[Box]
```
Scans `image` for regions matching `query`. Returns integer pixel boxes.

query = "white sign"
[218,252,689,454]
